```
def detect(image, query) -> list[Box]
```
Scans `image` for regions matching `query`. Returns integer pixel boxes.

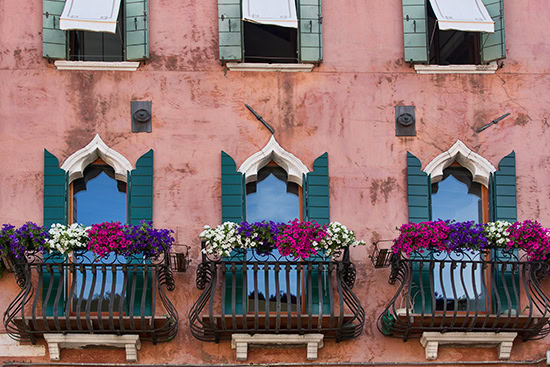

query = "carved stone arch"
[61,134,133,183]
[423,140,496,188]
[238,135,309,186]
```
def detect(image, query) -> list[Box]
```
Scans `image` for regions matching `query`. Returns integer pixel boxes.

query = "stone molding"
[420,332,517,360]
[61,134,133,183]
[238,135,309,186]
[226,63,314,72]
[231,333,324,361]
[44,334,141,362]
[414,64,498,74]
[423,140,496,187]
[54,61,140,71]
[0,333,45,357]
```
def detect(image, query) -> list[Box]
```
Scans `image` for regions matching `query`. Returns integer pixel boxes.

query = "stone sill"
[226,63,314,72]
[420,332,517,360]
[54,61,140,71]
[231,333,324,361]
[44,334,141,361]
[414,64,498,74]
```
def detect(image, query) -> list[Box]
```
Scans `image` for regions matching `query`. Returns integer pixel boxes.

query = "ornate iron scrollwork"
[195,262,212,290]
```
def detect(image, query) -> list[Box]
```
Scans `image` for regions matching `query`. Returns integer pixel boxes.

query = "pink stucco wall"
[1,0,550,364]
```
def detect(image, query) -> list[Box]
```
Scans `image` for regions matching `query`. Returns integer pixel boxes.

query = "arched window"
[246,164,301,223]
[431,165,488,311]
[70,159,128,312]
[42,135,154,316]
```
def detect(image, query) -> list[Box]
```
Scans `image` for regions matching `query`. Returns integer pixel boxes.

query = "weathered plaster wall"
[1,0,550,364]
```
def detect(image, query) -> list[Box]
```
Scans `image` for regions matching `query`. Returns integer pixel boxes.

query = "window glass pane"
[245,165,300,312]
[72,165,127,312]
[431,167,485,311]
[246,166,299,223]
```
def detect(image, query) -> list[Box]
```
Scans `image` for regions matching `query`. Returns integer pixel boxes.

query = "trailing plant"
[392,220,550,261]
[46,223,90,254]
[200,220,365,259]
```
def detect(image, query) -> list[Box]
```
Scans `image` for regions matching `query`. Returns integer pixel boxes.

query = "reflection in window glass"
[431,167,485,311]
[72,165,127,312]
[245,165,300,312]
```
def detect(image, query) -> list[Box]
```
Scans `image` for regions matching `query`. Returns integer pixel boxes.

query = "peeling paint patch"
[370,177,397,205]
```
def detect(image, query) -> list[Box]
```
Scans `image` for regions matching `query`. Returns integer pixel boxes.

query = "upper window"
[42,0,149,65]
[402,0,506,68]
[218,0,322,68]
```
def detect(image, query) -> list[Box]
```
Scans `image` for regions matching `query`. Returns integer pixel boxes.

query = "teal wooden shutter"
[128,150,153,225]
[305,153,329,225]
[303,153,329,314]
[43,150,68,316]
[402,0,428,64]
[491,151,518,313]
[299,0,322,63]
[481,0,506,62]
[127,150,154,315]
[492,152,517,222]
[126,255,153,316]
[407,152,431,223]
[221,151,245,314]
[43,0,67,59]
[218,0,242,63]
[125,0,149,60]
[221,151,245,223]
[44,150,68,228]
[407,152,432,313]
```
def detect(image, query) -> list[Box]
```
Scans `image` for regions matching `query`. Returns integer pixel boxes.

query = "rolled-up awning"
[429,0,494,33]
[242,0,298,28]
[60,0,122,33]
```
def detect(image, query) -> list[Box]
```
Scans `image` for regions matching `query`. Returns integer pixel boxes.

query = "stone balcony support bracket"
[231,333,324,361]
[44,334,141,362]
[420,332,517,360]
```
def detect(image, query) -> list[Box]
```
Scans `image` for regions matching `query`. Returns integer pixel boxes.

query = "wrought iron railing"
[377,248,550,341]
[189,244,364,342]
[3,250,178,344]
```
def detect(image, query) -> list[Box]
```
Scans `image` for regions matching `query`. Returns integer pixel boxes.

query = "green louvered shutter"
[44,150,68,228]
[125,0,149,60]
[218,0,242,63]
[126,255,153,316]
[305,153,329,225]
[407,152,431,223]
[481,0,506,63]
[221,151,245,314]
[43,150,68,316]
[299,0,322,63]
[407,152,432,314]
[221,151,245,223]
[128,150,153,225]
[304,153,329,314]
[402,0,428,64]
[493,152,517,222]
[127,150,154,315]
[491,151,518,313]
[43,0,67,59]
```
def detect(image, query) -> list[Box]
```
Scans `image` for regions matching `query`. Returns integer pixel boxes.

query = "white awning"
[242,0,298,29]
[60,0,122,33]
[429,0,494,33]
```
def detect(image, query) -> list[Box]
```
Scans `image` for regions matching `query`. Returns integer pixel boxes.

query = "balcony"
[3,250,178,344]
[377,248,550,341]
[189,245,364,342]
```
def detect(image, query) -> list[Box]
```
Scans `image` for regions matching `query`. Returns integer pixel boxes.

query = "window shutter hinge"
[135,17,137,30]
[318,15,323,24]
[46,11,50,18]
[406,15,409,21]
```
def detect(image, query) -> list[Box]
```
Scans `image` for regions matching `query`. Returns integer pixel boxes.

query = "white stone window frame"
[238,135,309,186]
[61,133,133,184]
[423,140,496,188]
